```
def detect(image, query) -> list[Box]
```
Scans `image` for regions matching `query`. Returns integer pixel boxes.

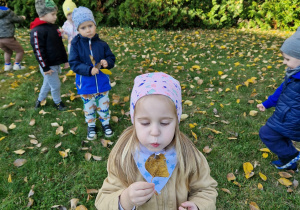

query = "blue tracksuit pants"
[259,125,299,163]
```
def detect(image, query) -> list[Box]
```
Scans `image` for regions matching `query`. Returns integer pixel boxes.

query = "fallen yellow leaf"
[278,178,293,187]
[258,183,263,190]
[243,162,254,179]
[259,172,267,181]
[278,172,293,178]
[227,173,236,181]
[262,153,268,158]
[249,110,258,116]
[8,174,12,183]
[259,148,270,153]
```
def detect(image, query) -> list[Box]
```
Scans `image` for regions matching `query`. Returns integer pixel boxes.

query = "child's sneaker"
[102,124,113,137]
[13,63,25,70]
[55,101,67,111]
[4,63,12,71]
[271,160,298,172]
[35,99,41,109]
[87,126,97,140]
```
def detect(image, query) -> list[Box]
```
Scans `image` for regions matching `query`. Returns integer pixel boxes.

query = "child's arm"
[30,30,51,72]
[69,43,94,76]
[10,12,25,23]
[103,43,116,69]
[261,82,284,109]
[186,151,218,210]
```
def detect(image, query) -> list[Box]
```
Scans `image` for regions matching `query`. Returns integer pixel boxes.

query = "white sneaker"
[4,64,12,71]
[13,63,25,70]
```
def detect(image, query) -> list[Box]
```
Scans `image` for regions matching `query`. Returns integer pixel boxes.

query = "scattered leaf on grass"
[70,127,78,135]
[51,122,60,127]
[111,116,118,123]
[191,130,197,141]
[227,173,236,181]
[13,159,27,167]
[0,136,6,141]
[221,188,231,194]
[39,110,50,115]
[203,146,212,154]
[28,134,36,139]
[278,172,293,178]
[101,139,113,147]
[40,99,46,106]
[278,178,293,187]
[70,198,79,209]
[59,149,70,158]
[184,100,193,106]
[55,142,62,148]
[28,185,34,197]
[41,147,48,153]
[258,183,263,190]
[51,205,67,209]
[293,179,299,189]
[233,181,241,187]
[14,149,25,155]
[259,148,270,152]
[92,155,102,161]
[30,139,38,145]
[243,162,254,179]
[180,114,189,121]
[86,189,98,194]
[26,198,34,207]
[75,205,87,210]
[24,176,28,182]
[56,126,64,135]
[287,188,293,193]
[259,172,267,181]
[9,123,16,129]
[262,153,268,158]
[29,119,35,126]
[85,152,92,161]
[249,201,260,210]
[8,174,12,183]
[249,110,258,116]
[205,127,222,134]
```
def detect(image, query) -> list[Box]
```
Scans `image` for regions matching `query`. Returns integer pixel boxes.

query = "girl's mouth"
[151,143,160,148]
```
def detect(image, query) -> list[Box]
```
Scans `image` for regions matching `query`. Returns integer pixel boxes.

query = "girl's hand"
[63,62,69,69]
[120,182,155,209]
[44,69,54,75]
[100,59,108,68]
[257,104,266,112]
[91,67,99,75]
[179,201,198,210]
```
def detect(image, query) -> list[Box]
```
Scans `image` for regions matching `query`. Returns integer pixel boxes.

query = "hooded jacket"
[69,34,115,95]
[0,6,24,38]
[30,18,68,72]
[263,71,300,141]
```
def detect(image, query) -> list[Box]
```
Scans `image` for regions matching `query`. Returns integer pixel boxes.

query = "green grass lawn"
[1,27,299,209]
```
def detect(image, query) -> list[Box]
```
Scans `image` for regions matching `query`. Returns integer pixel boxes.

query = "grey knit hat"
[280,27,300,59]
[35,0,58,17]
[72,6,96,29]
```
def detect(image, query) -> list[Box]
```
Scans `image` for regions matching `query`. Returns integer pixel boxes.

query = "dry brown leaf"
[287,188,293,193]
[86,189,98,194]
[39,110,49,115]
[145,153,169,178]
[56,126,64,135]
[40,99,46,106]
[14,149,25,155]
[26,198,34,207]
[9,123,16,129]
[92,155,102,161]
[0,124,8,134]
[30,139,38,145]
[51,122,60,127]
[75,205,87,210]
[13,159,27,167]
[28,185,35,197]
[101,139,113,147]
[293,179,298,189]
[70,198,79,209]
[249,201,260,210]
[29,119,35,126]
[227,173,236,181]
[111,116,118,123]
[124,96,130,102]
[55,142,62,148]
[28,134,36,139]
[85,152,92,161]
[51,205,67,209]
[36,143,42,148]
[278,172,293,178]
[221,188,231,194]
[203,146,212,154]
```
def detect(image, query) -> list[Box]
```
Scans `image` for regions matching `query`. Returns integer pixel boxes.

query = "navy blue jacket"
[263,71,300,141]
[69,34,115,95]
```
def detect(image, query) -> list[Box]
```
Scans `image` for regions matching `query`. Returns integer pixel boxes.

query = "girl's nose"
[150,124,160,136]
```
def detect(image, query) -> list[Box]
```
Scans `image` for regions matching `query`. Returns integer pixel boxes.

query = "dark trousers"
[259,125,299,163]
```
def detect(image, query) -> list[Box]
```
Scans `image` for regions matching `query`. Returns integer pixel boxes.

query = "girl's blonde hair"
[107,95,202,187]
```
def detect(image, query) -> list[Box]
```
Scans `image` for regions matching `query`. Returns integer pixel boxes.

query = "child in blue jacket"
[257,27,300,172]
[69,7,115,140]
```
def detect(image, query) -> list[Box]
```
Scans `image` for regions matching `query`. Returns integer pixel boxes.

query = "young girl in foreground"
[95,72,218,210]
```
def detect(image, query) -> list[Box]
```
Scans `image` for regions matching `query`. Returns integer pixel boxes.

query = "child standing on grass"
[30,0,68,111]
[0,0,26,71]
[62,0,77,54]
[95,72,218,210]
[69,7,115,140]
[257,27,300,172]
